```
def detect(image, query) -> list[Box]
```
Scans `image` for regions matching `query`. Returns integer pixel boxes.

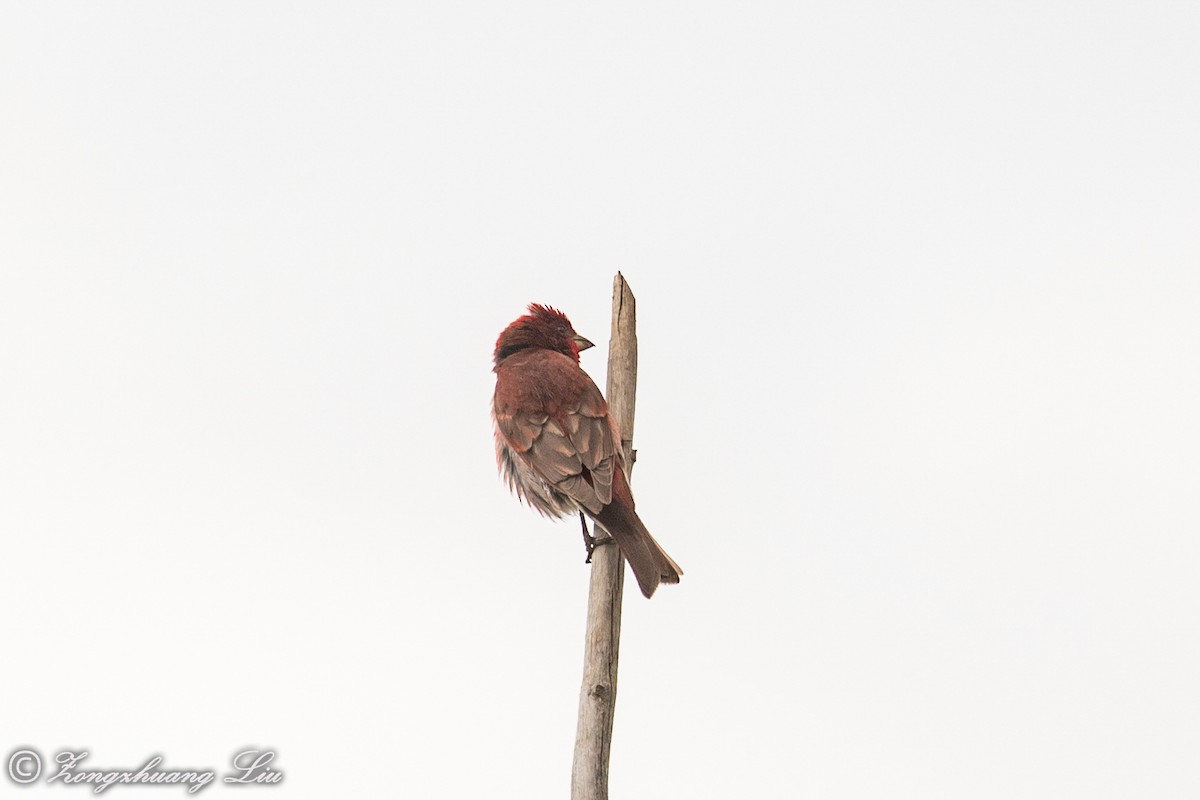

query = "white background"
[2,3,1198,798]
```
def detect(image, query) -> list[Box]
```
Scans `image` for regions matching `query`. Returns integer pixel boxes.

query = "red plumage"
[492,304,682,598]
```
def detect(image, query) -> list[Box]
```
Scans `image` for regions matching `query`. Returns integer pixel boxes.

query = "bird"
[491,303,682,598]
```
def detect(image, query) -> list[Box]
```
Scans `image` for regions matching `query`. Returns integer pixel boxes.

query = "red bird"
[492,303,682,598]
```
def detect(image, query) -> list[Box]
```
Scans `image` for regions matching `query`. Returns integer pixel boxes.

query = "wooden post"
[571,273,638,800]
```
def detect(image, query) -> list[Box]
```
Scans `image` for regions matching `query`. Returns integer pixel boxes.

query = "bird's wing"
[493,359,619,515]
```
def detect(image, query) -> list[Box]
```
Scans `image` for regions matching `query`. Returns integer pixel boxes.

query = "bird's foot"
[584,533,614,563]
[579,512,614,563]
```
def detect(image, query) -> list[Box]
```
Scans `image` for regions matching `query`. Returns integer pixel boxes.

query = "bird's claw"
[584,532,614,563]
[579,512,614,563]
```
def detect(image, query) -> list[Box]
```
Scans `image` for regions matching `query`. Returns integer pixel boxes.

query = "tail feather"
[593,471,682,599]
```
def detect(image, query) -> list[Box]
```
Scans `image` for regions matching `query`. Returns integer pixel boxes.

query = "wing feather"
[493,350,621,516]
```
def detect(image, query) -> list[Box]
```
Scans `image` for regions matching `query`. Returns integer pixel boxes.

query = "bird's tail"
[594,470,682,599]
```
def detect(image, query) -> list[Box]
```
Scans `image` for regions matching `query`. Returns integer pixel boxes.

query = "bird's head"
[494,303,595,367]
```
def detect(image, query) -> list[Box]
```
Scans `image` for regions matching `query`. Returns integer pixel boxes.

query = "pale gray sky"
[2,3,1198,798]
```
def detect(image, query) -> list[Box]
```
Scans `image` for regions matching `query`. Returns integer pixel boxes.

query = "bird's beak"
[573,334,595,352]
